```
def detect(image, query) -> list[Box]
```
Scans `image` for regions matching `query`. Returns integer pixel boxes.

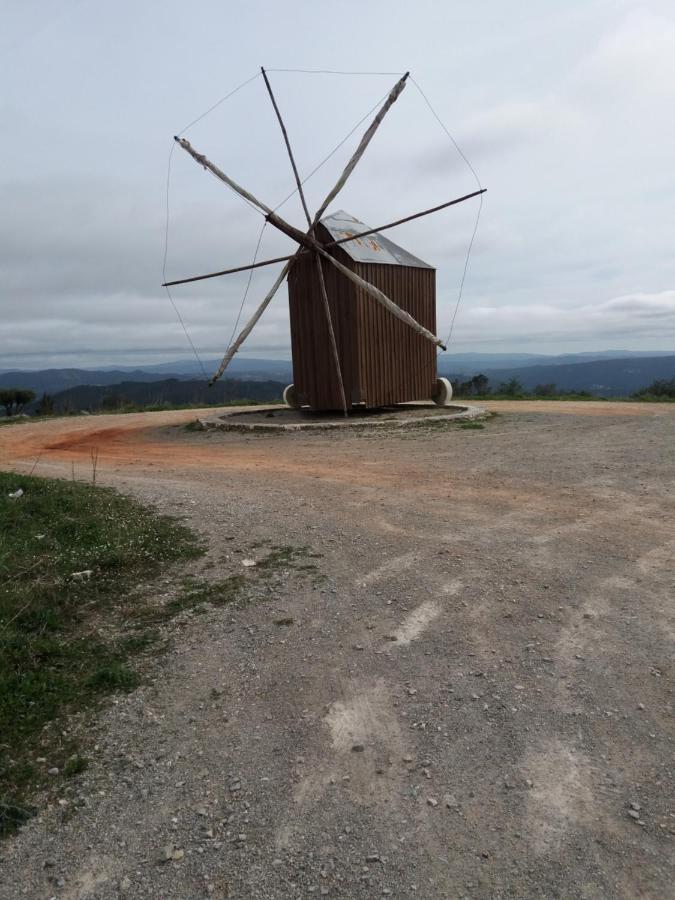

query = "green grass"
[130,575,246,624]
[257,544,320,571]
[456,392,675,402]
[631,393,675,403]
[0,472,204,836]
[455,392,610,401]
[0,476,323,837]
[0,417,29,427]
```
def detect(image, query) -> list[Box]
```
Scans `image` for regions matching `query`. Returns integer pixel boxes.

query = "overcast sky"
[3,0,675,369]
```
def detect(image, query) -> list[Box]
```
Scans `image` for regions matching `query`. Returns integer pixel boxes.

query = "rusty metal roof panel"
[320,210,434,269]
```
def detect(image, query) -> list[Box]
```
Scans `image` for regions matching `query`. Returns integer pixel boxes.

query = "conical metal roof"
[320,210,434,269]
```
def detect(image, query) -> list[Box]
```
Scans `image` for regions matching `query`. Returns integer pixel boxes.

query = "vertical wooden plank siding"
[288,243,357,409]
[288,233,437,409]
[354,262,436,407]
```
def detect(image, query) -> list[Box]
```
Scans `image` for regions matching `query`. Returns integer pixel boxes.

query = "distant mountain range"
[438,349,675,374]
[0,359,294,397]
[1,351,673,404]
[446,355,675,397]
[43,378,286,412]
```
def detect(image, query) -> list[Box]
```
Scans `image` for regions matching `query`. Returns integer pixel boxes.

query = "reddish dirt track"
[1,401,673,483]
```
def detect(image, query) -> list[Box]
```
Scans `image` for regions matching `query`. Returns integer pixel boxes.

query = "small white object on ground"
[242,559,257,567]
[71,570,93,581]
[8,488,24,499]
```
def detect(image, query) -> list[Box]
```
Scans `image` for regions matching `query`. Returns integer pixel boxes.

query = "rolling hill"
[448,355,675,396]
[2,352,674,406]
[45,378,286,412]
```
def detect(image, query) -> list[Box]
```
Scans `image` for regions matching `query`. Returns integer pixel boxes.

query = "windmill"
[164,70,485,415]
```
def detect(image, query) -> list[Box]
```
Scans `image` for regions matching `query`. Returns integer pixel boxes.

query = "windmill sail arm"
[314,253,348,415]
[319,251,446,351]
[174,137,273,216]
[261,67,313,228]
[210,261,291,385]
[162,190,486,288]
[174,137,313,252]
[312,72,409,225]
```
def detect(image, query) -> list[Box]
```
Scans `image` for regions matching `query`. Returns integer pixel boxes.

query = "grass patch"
[183,419,206,432]
[0,418,29,428]
[456,392,614,402]
[158,576,245,619]
[62,755,89,777]
[0,475,323,837]
[257,545,321,572]
[0,472,204,836]
[631,394,675,403]
[85,663,140,692]
[459,420,485,430]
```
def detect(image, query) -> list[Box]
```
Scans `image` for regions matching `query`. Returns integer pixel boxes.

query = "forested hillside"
[47,378,285,412]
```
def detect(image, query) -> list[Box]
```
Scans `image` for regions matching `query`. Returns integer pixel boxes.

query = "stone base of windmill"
[199,380,485,433]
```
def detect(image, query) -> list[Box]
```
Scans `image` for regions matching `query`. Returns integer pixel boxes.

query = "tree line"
[1,376,674,416]
[453,375,675,400]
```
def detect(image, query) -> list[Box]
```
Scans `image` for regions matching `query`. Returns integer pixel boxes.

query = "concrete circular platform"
[196,402,486,433]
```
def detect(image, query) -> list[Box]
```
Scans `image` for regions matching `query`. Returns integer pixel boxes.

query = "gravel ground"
[0,402,673,899]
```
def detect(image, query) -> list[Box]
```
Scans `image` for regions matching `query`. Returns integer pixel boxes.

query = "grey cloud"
[3,1,675,366]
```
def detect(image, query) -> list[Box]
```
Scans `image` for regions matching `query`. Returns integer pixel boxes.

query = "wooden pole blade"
[330,189,486,248]
[162,188,485,287]
[174,136,273,216]
[261,67,313,228]
[312,72,409,225]
[162,254,296,287]
[209,261,291,384]
[313,253,348,416]
[174,136,314,254]
[319,248,446,351]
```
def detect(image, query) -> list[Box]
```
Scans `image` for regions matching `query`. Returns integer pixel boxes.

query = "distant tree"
[36,393,55,416]
[14,389,35,413]
[634,378,675,399]
[101,393,125,411]
[454,373,490,397]
[0,390,14,417]
[498,378,524,396]
[472,373,490,395]
[534,383,557,397]
[0,388,36,416]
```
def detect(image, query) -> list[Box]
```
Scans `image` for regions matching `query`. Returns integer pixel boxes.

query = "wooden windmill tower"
[164,70,485,414]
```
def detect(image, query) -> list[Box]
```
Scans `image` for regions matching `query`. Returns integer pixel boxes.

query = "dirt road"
[1,402,673,898]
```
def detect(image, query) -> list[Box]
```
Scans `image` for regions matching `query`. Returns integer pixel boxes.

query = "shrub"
[634,378,675,399]
[0,389,36,417]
